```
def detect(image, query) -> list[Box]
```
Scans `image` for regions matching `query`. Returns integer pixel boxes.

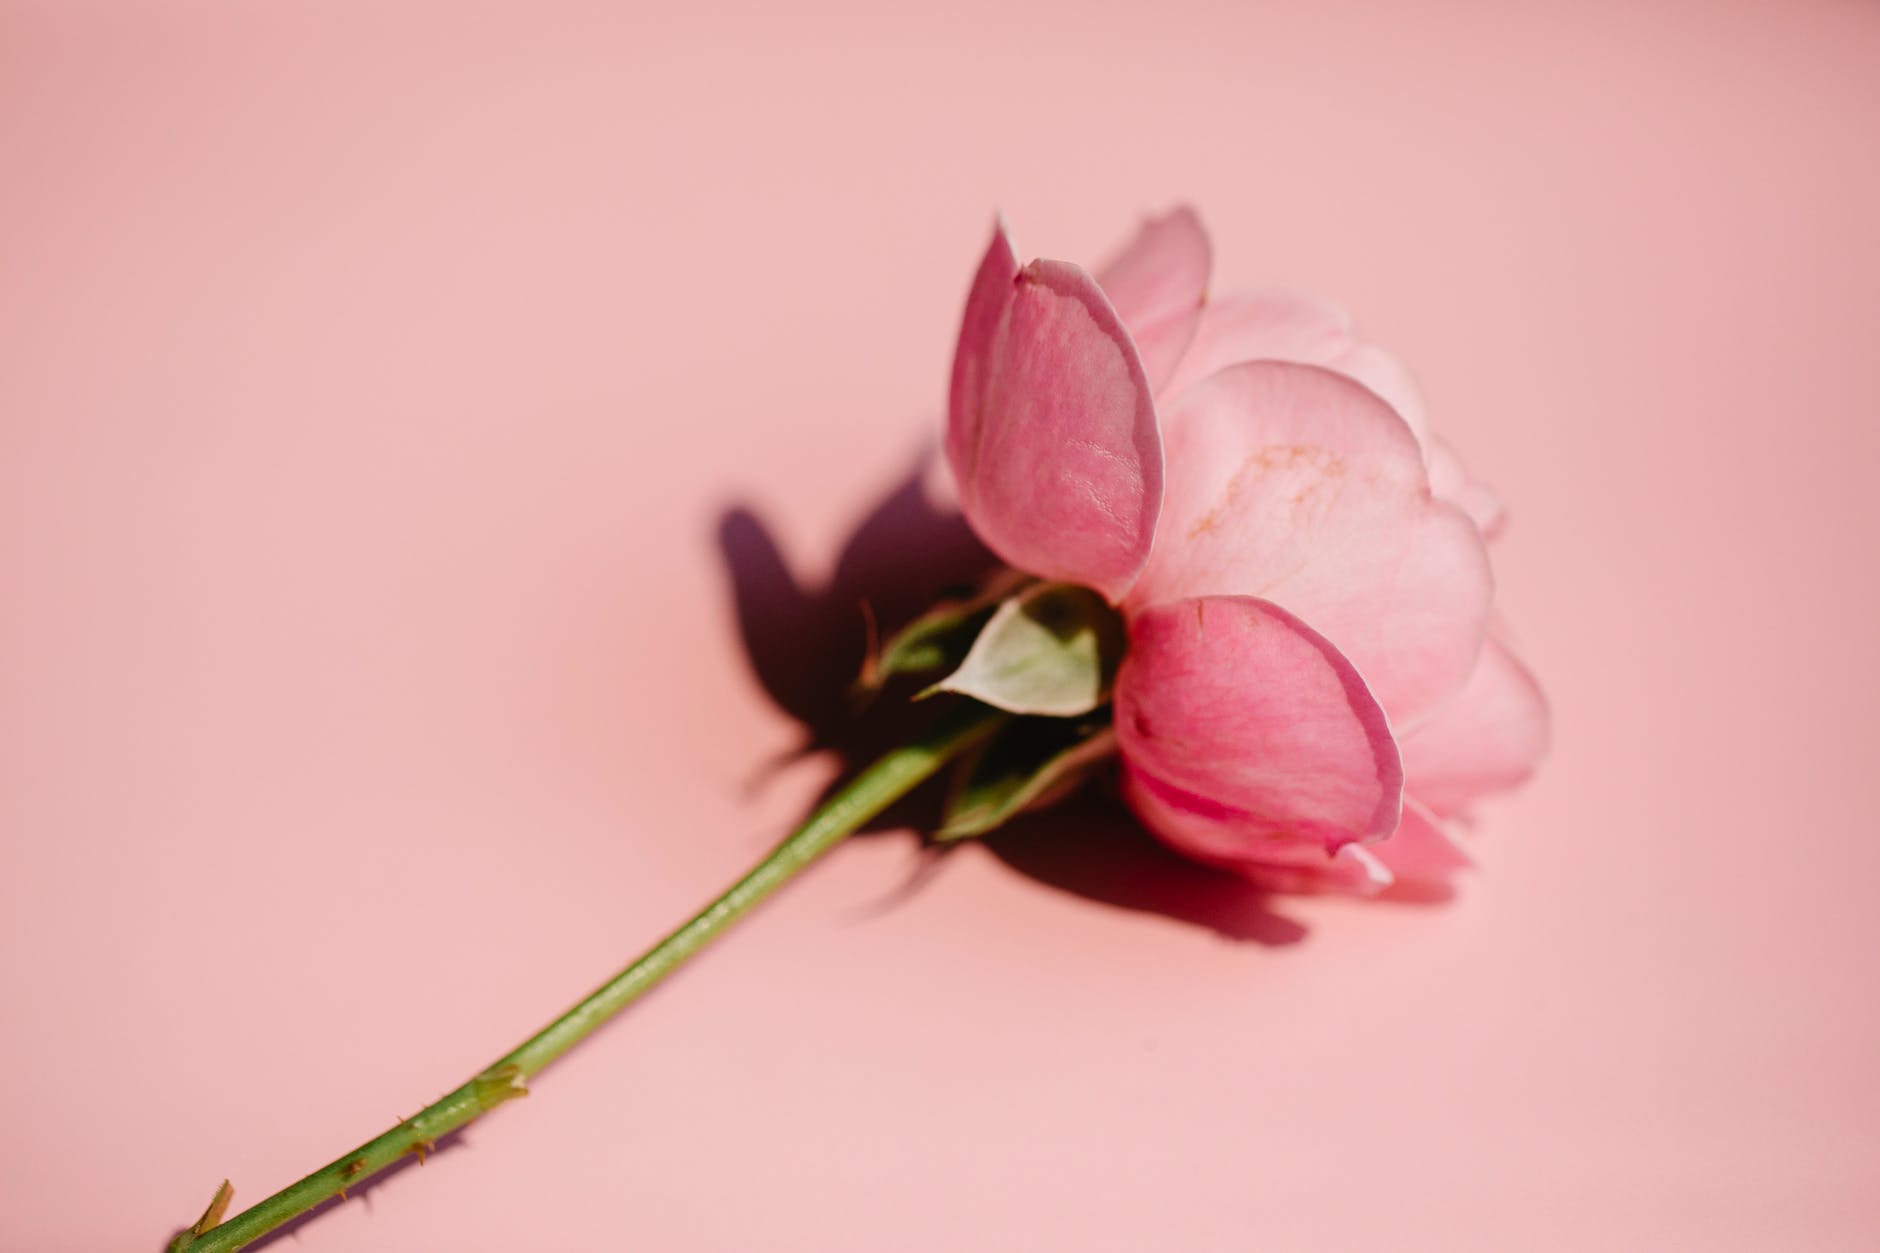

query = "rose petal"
[1122,789,1402,895]
[1115,596,1403,870]
[1159,292,1431,449]
[1159,289,1352,401]
[1426,436,1508,540]
[1124,795,1469,900]
[1374,798,1473,887]
[1122,766,1400,895]
[1128,361,1492,727]
[1330,342,1430,450]
[945,218,1020,512]
[1095,206,1212,393]
[1401,635,1550,816]
[947,257,1164,602]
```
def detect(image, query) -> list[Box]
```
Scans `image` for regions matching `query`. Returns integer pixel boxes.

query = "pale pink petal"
[1129,361,1492,727]
[1328,342,1430,449]
[1159,292,1431,449]
[1159,289,1352,401]
[1401,636,1550,816]
[945,218,1020,509]
[947,258,1163,602]
[1373,799,1473,889]
[1115,596,1403,872]
[1095,207,1212,393]
[1426,436,1508,540]
[1337,843,1396,893]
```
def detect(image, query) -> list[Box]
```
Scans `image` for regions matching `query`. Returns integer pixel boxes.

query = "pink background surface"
[4,2,1878,1249]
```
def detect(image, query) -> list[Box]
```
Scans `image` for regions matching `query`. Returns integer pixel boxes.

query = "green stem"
[171,701,1006,1253]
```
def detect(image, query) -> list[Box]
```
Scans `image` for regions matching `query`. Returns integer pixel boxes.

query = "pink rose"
[946,209,1548,895]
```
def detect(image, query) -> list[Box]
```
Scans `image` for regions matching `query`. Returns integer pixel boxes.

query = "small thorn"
[191,1179,235,1237]
[409,1138,436,1165]
[858,598,881,679]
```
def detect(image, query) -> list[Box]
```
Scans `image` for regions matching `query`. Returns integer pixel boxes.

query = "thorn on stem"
[189,1179,234,1237]
[337,1156,367,1199]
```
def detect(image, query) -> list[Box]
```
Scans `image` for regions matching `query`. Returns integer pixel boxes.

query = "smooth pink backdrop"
[4,2,1877,1250]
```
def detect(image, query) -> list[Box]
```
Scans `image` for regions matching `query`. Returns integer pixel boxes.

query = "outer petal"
[1159,289,1352,401]
[1426,435,1507,540]
[1160,291,1430,449]
[1332,343,1429,450]
[1121,776,1401,895]
[1127,794,1472,899]
[947,258,1164,602]
[1115,596,1403,871]
[945,219,1020,505]
[1400,635,1550,816]
[1373,798,1473,890]
[1095,207,1212,393]
[1128,361,1492,727]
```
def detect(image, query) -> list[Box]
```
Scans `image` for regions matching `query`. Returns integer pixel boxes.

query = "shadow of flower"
[715,454,1308,945]
[983,797,1309,945]
[716,458,992,764]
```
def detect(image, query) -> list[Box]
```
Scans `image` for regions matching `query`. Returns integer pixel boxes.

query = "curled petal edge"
[1116,596,1404,869]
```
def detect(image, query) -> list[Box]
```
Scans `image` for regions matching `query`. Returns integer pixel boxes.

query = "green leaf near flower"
[924,582,1126,717]
[856,571,1031,692]
[938,714,1118,841]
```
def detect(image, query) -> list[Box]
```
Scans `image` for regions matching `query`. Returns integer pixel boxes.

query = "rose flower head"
[937,208,1548,896]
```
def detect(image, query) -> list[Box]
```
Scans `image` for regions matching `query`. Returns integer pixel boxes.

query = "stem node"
[474,1062,530,1110]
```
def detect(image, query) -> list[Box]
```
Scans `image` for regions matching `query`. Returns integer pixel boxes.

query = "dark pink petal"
[1126,791,1473,899]
[1123,766,1401,895]
[948,258,1164,602]
[1115,596,1403,870]
[1159,292,1431,449]
[1095,207,1212,393]
[1401,635,1550,816]
[945,218,1020,511]
[1128,361,1492,727]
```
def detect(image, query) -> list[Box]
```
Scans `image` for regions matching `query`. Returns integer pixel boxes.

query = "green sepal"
[856,572,1030,693]
[924,582,1126,717]
[936,713,1118,842]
